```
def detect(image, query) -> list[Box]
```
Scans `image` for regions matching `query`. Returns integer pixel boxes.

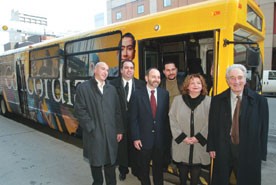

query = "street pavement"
[0,115,174,185]
[262,97,276,185]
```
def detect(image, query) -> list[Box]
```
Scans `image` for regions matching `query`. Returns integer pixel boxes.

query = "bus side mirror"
[246,46,260,67]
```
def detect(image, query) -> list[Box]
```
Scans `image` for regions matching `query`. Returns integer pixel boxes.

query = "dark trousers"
[90,164,116,185]
[138,148,165,185]
[118,165,129,174]
[176,163,201,185]
[229,142,239,180]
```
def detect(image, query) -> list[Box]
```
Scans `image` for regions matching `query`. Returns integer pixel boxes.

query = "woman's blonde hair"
[181,74,208,96]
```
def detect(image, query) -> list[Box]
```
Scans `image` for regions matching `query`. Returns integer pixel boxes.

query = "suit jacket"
[110,77,145,127]
[129,86,171,150]
[74,78,123,166]
[110,77,145,166]
[207,87,269,185]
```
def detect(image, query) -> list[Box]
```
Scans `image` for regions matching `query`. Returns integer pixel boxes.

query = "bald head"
[94,62,109,83]
[145,68,161,89]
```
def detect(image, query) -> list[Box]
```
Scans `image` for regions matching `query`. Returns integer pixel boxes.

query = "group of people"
[74,33,268,185]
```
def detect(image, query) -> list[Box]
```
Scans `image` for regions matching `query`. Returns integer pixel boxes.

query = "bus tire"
[0,97,7,116]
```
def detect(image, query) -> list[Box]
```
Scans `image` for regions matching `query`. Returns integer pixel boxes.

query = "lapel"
[141,87,153,116]
[90,78,102,96]
[102,81,109,97]
[156,87,163,117]
[119,78,127,100]
[132,78,135,93]
[240,87,255,132]
[222,89,232,136]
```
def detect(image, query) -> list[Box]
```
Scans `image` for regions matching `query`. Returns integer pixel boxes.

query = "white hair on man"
[226,64,247,80]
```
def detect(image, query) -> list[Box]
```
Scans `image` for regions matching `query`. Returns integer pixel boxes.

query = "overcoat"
[169,95,211,165]
[74,78,123,166]
[110,77,145,167]
[207,87,269,185]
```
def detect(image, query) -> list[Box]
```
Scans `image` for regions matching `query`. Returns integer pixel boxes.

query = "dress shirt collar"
[122,77,133,101]
[95,78,105,94]
[146,85,157,104]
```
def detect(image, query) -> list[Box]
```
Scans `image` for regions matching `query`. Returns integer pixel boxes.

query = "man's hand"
[209,151,216,158]
[134,140,142,150]
[117,134,123,142]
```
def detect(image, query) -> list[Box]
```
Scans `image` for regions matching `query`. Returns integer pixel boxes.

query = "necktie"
[231,96,241,144]
[125,82,129,100]
[150,90,157,118]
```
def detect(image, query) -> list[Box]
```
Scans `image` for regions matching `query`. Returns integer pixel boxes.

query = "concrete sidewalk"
[1,113,275,185]
[0,115,173,185]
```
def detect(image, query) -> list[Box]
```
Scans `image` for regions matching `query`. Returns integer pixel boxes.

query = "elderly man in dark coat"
[207,64,269,185]
[74,62,124,185]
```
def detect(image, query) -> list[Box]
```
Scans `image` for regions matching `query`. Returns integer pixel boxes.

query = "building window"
[163,0,172,7]
[116,11,122,20]
[138,5,144,14]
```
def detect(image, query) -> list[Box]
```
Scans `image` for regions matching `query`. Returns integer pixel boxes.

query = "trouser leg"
[119,165,129,174]
[152,148,165,185]
[90,165,104,185]
[230,143,239,179]
[190,165,201,185]
[103,164,116,185]
[177,163,189,185]
[139,149,152,185]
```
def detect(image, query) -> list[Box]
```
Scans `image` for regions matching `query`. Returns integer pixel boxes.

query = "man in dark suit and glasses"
[129,68,171,185]
[207,64,269,185]
[110,60,145,180]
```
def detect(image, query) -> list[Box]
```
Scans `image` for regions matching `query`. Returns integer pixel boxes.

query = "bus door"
[138,40,159,80]
[15,59,29,115]
[139,30,216,94]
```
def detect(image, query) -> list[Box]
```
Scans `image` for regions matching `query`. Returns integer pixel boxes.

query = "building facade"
[256,0,276,70]
[107,0,207,24]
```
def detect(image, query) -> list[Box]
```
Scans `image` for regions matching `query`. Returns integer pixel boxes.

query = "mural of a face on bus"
[109,32,136,76]
[121,32,136,61]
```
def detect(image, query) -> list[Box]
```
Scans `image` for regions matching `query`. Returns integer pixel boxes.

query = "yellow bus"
[0,0,264,183]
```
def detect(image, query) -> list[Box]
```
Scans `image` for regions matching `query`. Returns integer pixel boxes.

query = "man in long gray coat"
[74,62,124,185]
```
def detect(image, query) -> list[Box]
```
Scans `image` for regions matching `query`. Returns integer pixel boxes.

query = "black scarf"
[182,94,205,111]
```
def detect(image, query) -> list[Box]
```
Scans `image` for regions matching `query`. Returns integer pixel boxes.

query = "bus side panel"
[25,56,79,135]
[1,54,22,114]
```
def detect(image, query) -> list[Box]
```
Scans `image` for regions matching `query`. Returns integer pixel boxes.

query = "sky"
[0,0,107,52]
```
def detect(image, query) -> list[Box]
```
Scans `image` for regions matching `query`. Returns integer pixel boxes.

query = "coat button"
[152,130,155,133]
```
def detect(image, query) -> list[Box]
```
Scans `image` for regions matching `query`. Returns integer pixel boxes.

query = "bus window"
[234,42,263,91]
[65,31,121,79]
[206,50,213,77]
[30,45,60,78]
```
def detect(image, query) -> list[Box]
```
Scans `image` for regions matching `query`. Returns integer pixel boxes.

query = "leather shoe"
[119,173,126,181]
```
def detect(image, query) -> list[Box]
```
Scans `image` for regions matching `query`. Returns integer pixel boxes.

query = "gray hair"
[225,64,247,80]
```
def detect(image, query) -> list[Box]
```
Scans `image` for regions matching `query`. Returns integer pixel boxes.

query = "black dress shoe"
[119,173,126,181]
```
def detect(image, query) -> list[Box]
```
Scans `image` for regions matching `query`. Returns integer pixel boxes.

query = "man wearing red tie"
[129,68,171,185]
